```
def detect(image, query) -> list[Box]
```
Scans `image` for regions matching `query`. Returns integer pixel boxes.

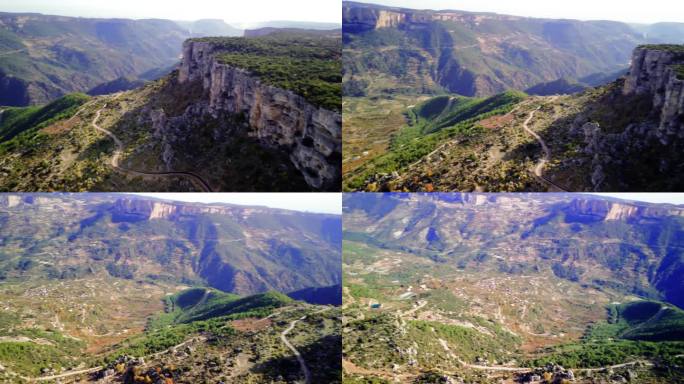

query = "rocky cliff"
[623,45,684,144]
[562,45,684,191]
[566,198,684,221]
[342,1,519,33]
[174,40,342,191]
[112,198,234,219]
[1,193,342,296]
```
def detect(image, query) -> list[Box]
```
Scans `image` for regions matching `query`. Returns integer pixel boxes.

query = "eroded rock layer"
[176,40,342,190]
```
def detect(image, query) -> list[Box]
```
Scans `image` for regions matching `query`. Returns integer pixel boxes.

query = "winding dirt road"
[521,105,567,192]
[91,103,212,192]
[279,308,332,384]
[281,316,312,384]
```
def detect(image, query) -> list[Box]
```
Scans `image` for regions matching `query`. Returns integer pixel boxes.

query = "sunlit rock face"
[177,40,341,190]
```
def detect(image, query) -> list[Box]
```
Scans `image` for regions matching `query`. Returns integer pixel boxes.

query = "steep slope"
[0,193,342,295]
[0,283,341,383]
[342,1,684,181]
[346,44,684,192]
[342,193,684,383]
[0,12,189,106]
[0,13,249,107]
[0,194,342,383]
[344,193,684,309]
[0,33,342,192]
[342,1,661,98]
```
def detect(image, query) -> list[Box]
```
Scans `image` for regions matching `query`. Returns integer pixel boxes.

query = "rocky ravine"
[167,40,342,191]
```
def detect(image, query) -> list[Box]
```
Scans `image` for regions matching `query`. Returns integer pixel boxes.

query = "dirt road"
[281,315,312,384]
[91,103,212,192]
[521,105,567,192]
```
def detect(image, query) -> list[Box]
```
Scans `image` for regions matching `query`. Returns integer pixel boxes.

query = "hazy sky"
[590,193,684,205]
[0,0,341,24]
[133,193,341,214]
[367,0,684,24]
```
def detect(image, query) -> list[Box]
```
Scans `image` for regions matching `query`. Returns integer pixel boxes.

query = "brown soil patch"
[478,114,513,129]
[41,118,79,134]
[230,317,272,332]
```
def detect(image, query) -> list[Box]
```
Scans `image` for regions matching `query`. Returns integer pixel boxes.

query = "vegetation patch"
[194,34,341,111]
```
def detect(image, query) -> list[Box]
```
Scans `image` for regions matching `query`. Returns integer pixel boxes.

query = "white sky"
[588,193,684,205]
[132,193,341,214]
[0,0,341,24]
[366,0,684,24]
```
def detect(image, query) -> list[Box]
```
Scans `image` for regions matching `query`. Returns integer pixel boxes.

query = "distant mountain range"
[0,193,342,295]
[342,1,684,98]
[343,192,684,383]
[0,11,341,107]
[344,193,684,308]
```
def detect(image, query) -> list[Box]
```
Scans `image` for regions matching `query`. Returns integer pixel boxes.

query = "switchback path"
[520,104,568,192]
[280,307,331,384]
[91,102,212,192]
[397,103,525,185]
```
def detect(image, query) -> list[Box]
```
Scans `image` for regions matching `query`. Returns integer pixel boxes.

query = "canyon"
[342,193,684,383]
[0,32,342,192]
[0,193,342,295]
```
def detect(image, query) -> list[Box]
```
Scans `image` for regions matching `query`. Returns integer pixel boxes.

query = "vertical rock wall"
[177,40,341,190]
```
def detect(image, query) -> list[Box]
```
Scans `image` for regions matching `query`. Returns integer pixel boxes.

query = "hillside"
[342,1,684,99]
[0,284,341,383]
[0,33,342,192]
[0,194,342,383]
[342,1,684,184]
[0,12,247,107]
[342,193,684,383]
[0,193,342,294]
[345,44,684,192]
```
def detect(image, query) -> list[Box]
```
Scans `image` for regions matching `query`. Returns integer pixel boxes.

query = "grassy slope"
[151,288,293,326]
[526,300,684,368]
[0,93,89,144]
[104,288,294,363]
[343,90,526,190]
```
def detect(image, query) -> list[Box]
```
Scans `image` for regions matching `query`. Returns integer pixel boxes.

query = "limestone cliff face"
[113,198,238,220]
[176,41,341,190]
[623,46,684,144]
[342,2,519,33]
[567,198,684,221]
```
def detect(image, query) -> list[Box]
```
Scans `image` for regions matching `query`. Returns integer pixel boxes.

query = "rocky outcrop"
[112,198,248,220]
[342,1,520,33]
[623,46,684,144]
[564,46,684,191]
[567,198,684,221]
[176,40,341,190]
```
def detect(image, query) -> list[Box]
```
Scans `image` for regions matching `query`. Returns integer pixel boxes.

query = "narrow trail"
[520,104,568,192]
[26,336,206,382]
[398,103,524,183]
[90,101,212,192]
[402,300,427,317]
[32,367,102,382]
[281,316,312,384]
[575,360,653,373]
[279,307,331,384]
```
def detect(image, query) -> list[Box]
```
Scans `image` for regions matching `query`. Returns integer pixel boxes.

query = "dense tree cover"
[525,300,684,368]
[0,329,85,375]
[638,44,684,54]
[195,34,341,111]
